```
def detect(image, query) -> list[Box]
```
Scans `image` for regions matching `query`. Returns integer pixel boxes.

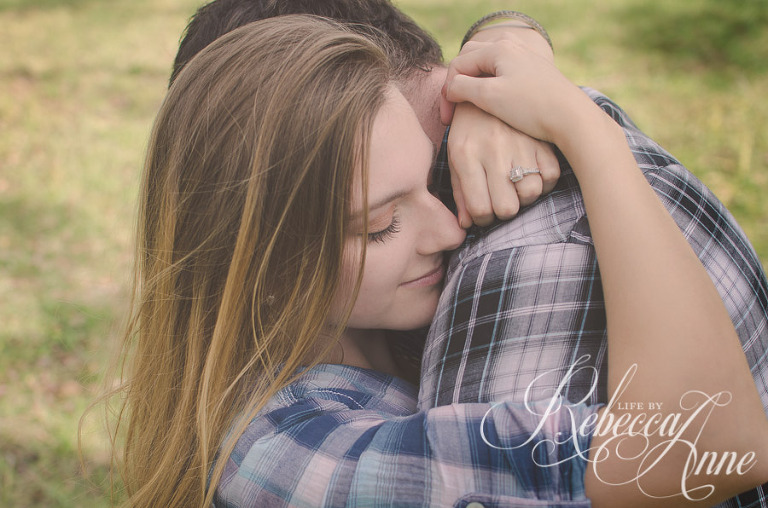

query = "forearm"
[559,103,750,410]
[559,102,768,505]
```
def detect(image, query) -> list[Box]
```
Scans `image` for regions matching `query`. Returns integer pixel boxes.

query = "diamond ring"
[509,166,541,183]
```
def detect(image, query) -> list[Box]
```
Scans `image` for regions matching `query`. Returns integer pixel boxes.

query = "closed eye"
[367,214,401,244]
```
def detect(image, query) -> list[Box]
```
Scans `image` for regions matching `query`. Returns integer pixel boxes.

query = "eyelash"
[367,214,401,244]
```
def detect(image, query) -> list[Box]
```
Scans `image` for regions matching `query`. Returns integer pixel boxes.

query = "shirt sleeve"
[214,393,598,508]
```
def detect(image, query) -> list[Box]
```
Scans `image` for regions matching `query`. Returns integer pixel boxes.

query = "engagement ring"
[509,166,541,183]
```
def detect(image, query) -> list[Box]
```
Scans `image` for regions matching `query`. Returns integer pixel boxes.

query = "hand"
[440,40,593,146]
[464,21,553,63]
[447,102,560,227]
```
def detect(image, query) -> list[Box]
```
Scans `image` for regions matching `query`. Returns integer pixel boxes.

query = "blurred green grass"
[0,0,765,505]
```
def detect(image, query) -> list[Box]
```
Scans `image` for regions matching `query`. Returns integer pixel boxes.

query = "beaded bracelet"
[460,10,553,51]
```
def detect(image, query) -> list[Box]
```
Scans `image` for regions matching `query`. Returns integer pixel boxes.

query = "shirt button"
[466,503,485,508]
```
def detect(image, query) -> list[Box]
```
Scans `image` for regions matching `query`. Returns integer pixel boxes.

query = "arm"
[446,12,559,228]
[443,40,768,506]
[215,381,597,507]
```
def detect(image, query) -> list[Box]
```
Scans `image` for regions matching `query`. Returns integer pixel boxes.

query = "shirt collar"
[290,363,418,416]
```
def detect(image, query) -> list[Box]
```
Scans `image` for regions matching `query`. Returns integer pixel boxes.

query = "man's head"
[172,0,443,83]
[171,0,448,143]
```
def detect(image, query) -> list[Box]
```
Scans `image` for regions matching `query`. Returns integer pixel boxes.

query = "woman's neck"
[338,328,402,378]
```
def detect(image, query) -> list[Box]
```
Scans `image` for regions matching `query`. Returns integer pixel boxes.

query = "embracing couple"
[105,1,768,507]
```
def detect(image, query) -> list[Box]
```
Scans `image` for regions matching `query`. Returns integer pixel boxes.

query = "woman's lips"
[400,263,445,288]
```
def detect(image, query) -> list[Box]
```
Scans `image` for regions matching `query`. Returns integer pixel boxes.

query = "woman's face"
[339,86,466,331]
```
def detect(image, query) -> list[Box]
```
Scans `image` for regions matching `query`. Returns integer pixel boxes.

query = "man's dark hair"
[170,0,443,86]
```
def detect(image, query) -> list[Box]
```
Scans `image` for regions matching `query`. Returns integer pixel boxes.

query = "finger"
[457,40,488,55]
[442,42,492,124]
[486,159,521,221]
[511,161,544,208]
[439,85,455,125]
[449,165,473,229]
[444,74,496,114]
[445,41,495,83]
[449,153,494,227]
[536,143,561,194]
[444,50,498,109]
[451,180,472,230]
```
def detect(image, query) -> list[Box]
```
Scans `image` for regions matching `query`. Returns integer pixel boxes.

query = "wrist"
[551,88,606,139]
[553,99,628,174]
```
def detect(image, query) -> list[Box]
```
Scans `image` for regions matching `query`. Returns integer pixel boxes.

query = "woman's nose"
[418,197,466,255]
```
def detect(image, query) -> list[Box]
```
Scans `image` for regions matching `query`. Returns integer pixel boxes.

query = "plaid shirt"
[214,364,598,507]
[419,88,768,508]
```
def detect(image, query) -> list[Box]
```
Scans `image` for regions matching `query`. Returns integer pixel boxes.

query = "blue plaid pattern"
[419,88,768,508]
[214,364,598,507]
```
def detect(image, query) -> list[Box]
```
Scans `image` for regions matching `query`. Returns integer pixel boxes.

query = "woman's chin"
[388,299,440,331]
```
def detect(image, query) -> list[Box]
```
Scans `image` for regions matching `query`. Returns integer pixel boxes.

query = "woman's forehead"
[348,86,432,217]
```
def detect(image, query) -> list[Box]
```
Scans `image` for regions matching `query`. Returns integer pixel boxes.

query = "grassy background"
[0,0,765,505]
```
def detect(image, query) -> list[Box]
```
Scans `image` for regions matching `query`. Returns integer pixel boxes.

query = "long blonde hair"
[98,16,390,507]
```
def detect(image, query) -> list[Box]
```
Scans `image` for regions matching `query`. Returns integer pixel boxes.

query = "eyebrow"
[351,189,407,221]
